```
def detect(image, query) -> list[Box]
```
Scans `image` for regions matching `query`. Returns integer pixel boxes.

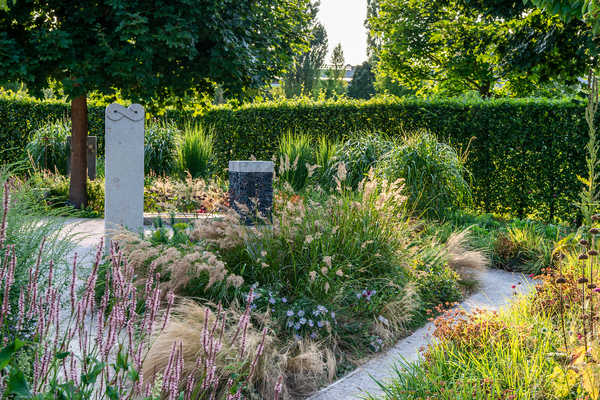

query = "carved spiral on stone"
[106,103,145,121]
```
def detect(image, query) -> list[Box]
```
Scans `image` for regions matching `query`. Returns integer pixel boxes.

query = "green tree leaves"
[369,0,592,97]
[0,0,313,103]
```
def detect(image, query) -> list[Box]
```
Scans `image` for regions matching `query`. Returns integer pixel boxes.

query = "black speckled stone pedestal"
[229,161,274,225]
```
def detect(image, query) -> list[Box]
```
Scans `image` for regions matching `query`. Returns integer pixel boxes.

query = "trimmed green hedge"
[203,97,587,221]
[0,96,589,220]
[0,97,105,165]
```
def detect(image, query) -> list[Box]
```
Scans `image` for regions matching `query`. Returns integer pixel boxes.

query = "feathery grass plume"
[285,340,335,397]
[445,229,489,277]
[378,283,421,336]
[277,132,315,191]
[189,210,248,249]
[177,122,215,179]
[112,231,242,295]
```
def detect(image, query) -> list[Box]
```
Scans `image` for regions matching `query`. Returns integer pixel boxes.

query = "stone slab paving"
[61,218,155,269]
[308,268,534,400]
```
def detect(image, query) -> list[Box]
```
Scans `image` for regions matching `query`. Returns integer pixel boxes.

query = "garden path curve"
[61,219,534,400]
[308,268,534,400]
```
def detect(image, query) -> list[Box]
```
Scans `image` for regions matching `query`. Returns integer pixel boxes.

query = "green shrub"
[414,263,462,309]
[335,132,394,189]
[25,119,71,174]
[277,132,315,191]
[379,131,471,217]
[144,120,179,175]
[177,123,215,179]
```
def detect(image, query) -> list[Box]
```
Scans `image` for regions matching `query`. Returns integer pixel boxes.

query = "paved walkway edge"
[308,268,533,400]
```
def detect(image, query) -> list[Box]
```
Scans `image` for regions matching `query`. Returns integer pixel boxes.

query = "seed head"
[579,253,589,260]
[588,284,597,290]
[578,277,589,284]
[590,249,599,256]
[593,214,600,221]
[581,239,590,247]
[590,228,600,235]
[555,277,567,284]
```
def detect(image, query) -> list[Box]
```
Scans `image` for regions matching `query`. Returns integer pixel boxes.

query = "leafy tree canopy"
[370,0,596,97]
[0,0,312,103]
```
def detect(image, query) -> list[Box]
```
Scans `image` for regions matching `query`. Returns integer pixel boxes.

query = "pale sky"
[318,0,368,66]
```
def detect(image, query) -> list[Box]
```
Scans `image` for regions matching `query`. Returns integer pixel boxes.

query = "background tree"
[347,61,376,99]
[283,22,329,98]
[460,0,597,95]
[0,0,311,208]
[325,43,347,97]
[370,0,594,97]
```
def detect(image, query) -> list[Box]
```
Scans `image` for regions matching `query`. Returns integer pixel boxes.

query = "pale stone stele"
[104,103,145,251]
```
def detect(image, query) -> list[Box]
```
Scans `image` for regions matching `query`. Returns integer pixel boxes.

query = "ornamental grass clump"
[378,130,471,218]
[177,122,215,179]
[25,119,71,175]
[277,132,315,191]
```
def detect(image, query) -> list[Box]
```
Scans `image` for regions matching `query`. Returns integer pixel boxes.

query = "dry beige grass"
[143,300,333,399]
[378,283,421,339]
[445,229,489,277]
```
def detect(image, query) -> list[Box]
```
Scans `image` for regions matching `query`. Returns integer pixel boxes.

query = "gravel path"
[308,268,534,400]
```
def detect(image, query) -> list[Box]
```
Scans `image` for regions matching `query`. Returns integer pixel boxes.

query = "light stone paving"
[308,268,534,400]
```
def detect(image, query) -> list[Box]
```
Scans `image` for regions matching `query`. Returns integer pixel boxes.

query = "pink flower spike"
[70,253,78,313]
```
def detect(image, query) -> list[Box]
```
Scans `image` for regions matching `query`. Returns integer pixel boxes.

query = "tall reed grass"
[177,122,215,179]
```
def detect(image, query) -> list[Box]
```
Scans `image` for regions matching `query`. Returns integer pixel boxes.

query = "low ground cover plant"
[24,169,228,217]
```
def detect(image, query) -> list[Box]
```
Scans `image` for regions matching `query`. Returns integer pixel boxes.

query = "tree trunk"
[478,81,492,98]
[69,95,88,209]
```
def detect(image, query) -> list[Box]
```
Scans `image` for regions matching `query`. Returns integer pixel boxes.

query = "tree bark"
[69,95,88,209]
